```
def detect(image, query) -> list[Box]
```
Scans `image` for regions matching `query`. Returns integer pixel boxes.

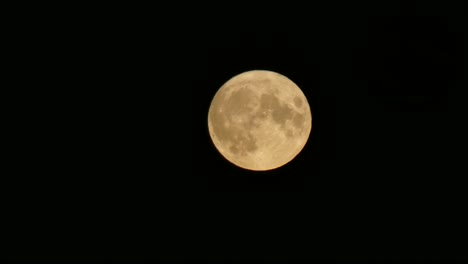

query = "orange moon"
[208,70,312,171]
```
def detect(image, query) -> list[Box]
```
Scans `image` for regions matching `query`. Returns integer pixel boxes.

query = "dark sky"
[9,4,468,262]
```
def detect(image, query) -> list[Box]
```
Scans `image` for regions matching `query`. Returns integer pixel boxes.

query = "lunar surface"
[208,70,312,171]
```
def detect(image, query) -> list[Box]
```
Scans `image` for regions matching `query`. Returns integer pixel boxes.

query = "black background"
[7,3,468,262]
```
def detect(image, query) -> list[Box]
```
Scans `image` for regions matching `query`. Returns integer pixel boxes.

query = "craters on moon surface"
[294,96,303,108]
[209,85,259,157]
[208,70,312,171]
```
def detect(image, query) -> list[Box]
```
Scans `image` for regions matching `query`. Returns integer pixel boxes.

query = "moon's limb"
[208,70,312,171]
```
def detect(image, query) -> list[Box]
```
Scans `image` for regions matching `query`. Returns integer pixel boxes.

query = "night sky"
[8,4,468,262]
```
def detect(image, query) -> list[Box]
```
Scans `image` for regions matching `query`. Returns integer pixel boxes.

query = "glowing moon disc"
[208,70,312,171]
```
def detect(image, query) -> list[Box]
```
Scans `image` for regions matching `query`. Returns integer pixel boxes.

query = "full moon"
[208,70,312,171]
